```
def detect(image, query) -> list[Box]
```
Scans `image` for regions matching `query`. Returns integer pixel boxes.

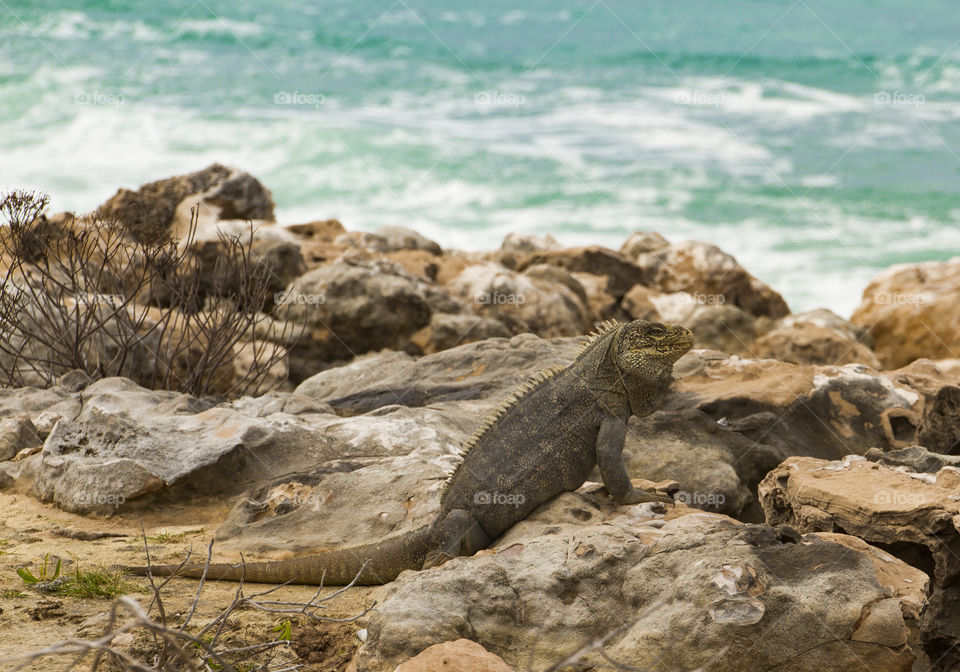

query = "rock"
[748,321,882,368]
[354,501,926,671]
[97,164,275,243]
[215,404,472,557]
[632,240,790,318]
[864,445,960,473]
[516,246,644,299]
[759,454,960,670]
[650,292,759,354]
[669,355,932,459]
[275,258,433,379]
[619,230,670,258]
[394,639,516,672]
[496,232,560,270]
[295,333,579,414]
[620,284,662,321]
[374,226,442,255]
[917,385,960,454]
[0,415,40,461]
[851,258,960,369]
[624,409,771,520]
[408,313,512,355]
[572,272,628,321]
[446,263,591,337]
[28,378,324,514]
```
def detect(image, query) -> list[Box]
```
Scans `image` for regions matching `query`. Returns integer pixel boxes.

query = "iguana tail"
[122,525,437,586]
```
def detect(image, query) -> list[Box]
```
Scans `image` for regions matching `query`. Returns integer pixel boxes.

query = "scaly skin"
[125,320,694,585]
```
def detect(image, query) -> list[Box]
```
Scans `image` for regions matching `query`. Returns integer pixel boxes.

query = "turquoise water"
[2,1,960,315]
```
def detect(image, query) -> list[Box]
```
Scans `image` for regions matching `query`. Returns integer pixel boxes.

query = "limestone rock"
[394,639,516,672]
[275,258,434,379]
[759,455,960,670]
[749,320,881,368]
[354,506,925,671]
[97,163,274,243]
[446,262,591,337]
[516,245,644,299]
[295,333,579,414]
[408,313,512,355]
[632,240,789,318]
[0,415,40,461]
[28,378,322,514]
[620,230,670,258]
[851,258,960,369]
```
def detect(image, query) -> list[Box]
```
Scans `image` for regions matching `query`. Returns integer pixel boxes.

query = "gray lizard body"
[126,319,693,585]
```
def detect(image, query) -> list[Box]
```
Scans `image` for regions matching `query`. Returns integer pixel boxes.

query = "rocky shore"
[0,164,959,671]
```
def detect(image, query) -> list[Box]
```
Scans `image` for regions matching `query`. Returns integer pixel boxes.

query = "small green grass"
[0,589,25,598]
[58,566,140,599]
[18,554,142,598]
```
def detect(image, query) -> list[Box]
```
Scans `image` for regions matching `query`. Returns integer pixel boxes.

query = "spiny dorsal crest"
[576,319,623,355]
[440,363,567,494]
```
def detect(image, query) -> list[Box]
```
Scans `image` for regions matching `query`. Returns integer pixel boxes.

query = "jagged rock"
[668,354,933,458]
[748,321,881,368]
[624,408,772,520]
[621,284,662,321]
[408,313,512,355]
[632,240,789,318]
[97,163,274,243]
[374,226,442,255]
[28,378,323,514]
[516,246,644,299]
[572,272,627,321]
[851,258,960,369]
[917,385,960,454]
[446,263,591,337]
[759,455,960,670]
[394,639,516,672]
[619,230,670,258]
[294,333,579,414]
[275,258,434,379]
[864,445,960,473]
[496,232,559,270]
[650,292,759,353]
[214,404,472,557]
[354,500,926,671]
[0,415,40,461]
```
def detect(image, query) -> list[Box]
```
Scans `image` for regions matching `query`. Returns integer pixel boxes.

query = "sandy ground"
[0,488,376,671]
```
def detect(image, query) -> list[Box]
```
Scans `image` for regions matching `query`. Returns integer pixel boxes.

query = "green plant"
[16,553,61,584]
[272,620,292,641]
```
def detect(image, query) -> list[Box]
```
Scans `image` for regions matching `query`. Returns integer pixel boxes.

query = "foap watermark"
[874,490,925,507]
[273,90,326,109]
[690,291,726,306]
[474,90,526,107]
[274,290,326,306]
[474,491,526,508]
[871,292,927,306]
[874,91,925,107]
[74,491,126,508]
[674,490,726,509]
[74,91,125,106]
[475,291,525,306]
[674,89,725,108]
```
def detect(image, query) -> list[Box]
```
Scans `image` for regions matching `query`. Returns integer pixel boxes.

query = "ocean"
[2,0,959,316]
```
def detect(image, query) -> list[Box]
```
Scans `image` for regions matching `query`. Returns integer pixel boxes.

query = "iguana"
[125,319,694,585]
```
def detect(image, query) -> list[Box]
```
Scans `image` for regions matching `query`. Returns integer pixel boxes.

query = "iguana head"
[614,320,694,372]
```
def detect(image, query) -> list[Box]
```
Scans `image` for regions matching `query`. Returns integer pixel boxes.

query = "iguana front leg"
[596,416,671,504]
